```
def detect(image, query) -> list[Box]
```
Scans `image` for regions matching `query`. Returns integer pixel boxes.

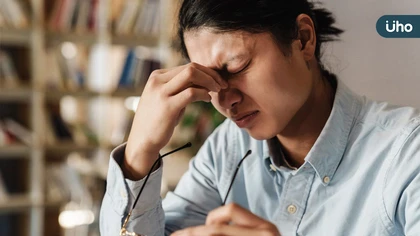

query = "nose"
[215,87,242,109]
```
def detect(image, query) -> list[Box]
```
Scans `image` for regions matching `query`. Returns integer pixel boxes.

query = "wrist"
[123,144,160,180]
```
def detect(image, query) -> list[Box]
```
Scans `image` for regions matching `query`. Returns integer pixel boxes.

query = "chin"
[245,128,275,140]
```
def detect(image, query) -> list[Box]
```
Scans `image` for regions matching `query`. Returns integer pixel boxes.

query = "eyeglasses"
[222,150,252,205]
[120,143,252,235]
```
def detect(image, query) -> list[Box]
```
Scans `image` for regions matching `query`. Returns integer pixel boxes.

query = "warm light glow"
[58,209,95,228]
[124,96,141,112]
[61,42,77,59]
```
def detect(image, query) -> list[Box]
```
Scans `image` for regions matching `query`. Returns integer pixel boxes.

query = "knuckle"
[148,74,159,85]
[149,70,161,78]
[160,85,170,96]
[184,65,196,77]
[225,202,238,213]
[184,88,196,100]
[189,62,199,68]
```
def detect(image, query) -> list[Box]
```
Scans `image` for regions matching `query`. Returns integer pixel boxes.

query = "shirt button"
[269,164,277,172]
[287,204,297,214]
[323,176,330,184]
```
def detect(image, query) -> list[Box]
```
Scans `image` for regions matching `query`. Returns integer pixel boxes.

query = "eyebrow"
[213,54,248,73]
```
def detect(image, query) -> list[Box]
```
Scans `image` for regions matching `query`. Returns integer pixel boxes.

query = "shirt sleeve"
[100,144,165,236]
[100,119,235,236]
[384,117,420,235]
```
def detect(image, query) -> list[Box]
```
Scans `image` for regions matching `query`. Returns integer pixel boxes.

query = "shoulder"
[371,102,420,227]
[357,98,420,131]
[356,98,420,179]
[350,98,420,153]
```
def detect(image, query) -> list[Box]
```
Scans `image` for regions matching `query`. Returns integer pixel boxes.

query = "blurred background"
[0,0,418,235]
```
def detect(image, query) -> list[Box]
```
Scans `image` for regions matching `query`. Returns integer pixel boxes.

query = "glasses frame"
[120,143,252,235]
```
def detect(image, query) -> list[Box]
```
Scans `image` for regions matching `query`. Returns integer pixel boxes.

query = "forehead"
[184,29,259,69]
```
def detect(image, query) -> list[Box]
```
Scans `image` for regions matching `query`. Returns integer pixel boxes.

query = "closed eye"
[232,59,251,75]
[217,59,252,80]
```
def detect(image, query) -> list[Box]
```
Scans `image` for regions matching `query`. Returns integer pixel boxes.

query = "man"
[100,0,420,235]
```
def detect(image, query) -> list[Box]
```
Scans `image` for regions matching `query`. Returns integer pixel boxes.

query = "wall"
[320,0,420,108]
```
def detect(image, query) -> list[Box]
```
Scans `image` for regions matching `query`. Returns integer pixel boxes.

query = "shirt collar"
[263,80,362,185]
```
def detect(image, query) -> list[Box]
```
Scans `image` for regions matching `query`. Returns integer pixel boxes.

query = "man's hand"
[171,203,281,236]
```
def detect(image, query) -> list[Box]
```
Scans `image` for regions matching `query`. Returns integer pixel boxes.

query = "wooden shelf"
[46,31,159,47]
[0,28,32,46]
[46,31,100,45]
[0,145,31,158]
[0,194,32,213]
[45,89,100,101]
[112,34,159,47]
[0,87,32,102]
[111,88,143,97]
[45,142,99,153]
[44,199,66,208]
[44,89,143,100]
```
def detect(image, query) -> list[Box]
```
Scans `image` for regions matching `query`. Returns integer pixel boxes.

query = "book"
[61,0,78,31]
[48,0,102,32]
[40,104,58,145]
[0,50,21,88]
[117,49,136,87]
[45,48,66,90]
[0,121,15,146]
[115,46,161,90]
[2,118,33,145]
[107,46,127,90]
[0,0,29,29]
[75,0,91,32]
[0,171,8,201]
[70,0,82,30]
[116,0,142,34]
[88,0,99,31]
[50,112,73,141]
[48,0,65,30]
[57,43,86,90]
[134,0,160,35]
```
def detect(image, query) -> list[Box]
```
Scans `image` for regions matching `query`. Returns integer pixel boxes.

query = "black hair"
[176,0,344,85]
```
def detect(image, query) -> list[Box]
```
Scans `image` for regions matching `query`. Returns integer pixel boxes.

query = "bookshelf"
[0,0,178,235]
[0,28,32,46]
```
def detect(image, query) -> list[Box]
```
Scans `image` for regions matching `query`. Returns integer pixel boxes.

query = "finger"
[171,224,271,236]
[155,64,189,83]
[164,66,222,95]
[205,203,268,227]
[189,62,228,88]
[159,63,227,88]
[172,87,212,109]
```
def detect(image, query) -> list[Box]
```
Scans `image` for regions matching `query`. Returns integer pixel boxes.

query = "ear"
[296,14,316,61]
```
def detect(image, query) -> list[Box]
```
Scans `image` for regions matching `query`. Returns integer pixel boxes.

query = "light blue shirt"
[100,80,420,236]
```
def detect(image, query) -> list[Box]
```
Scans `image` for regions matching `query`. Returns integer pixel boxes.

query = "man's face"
[184,29,314,140]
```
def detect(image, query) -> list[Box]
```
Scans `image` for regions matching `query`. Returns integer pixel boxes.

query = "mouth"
[233,111,259,128]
